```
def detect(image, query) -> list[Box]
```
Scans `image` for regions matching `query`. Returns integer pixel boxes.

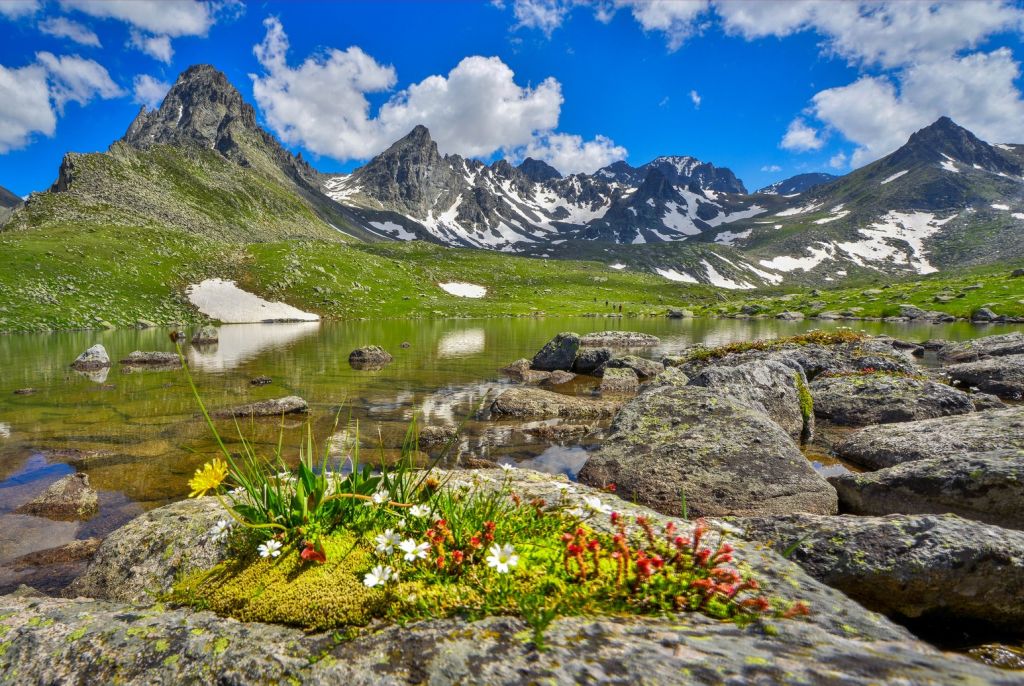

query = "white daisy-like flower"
[566,507,586,519]
[396,518,407,530]
[408,504,431,518]
[371,490,388,506]
[209,519,231,542]
[374,529,401,555]
[258,540,282,559]
[399,538,430,562]
[582,495,612,515]
[485,543,519,574]
[363,565,396,588]
[500,463,515,472]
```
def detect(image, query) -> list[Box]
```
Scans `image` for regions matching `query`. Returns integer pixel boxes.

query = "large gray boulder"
[578,386,836,517]
[829,449,1024,529]
[70,344,110,371]
[579,331,659,348]
[571,346,612,374]
[489,388,620,419]
[595,355,664,379]
[944,354,1024,399]
[120,351,181,367]
[938,332,1024,363]
[734,513,1024,631]
[599,367,638,394]
[211,396,309,419]
[191,325,219,345]
[835,406,1024,470]
[531,332,581,371]
[348,346,393,370]
[14,473,97,521]
[809,373,975,426]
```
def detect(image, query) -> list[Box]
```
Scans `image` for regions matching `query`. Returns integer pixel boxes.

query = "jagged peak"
[517,157,562,183]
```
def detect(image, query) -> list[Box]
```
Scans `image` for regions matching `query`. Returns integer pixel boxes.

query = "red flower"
[452,550,464,564]
[300,542,326,564]
[605,482,617,493]
[610,511,621,525]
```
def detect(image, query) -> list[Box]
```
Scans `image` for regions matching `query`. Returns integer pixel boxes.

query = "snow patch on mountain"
[655,267,698,283]
[880,170,908,185]
[439,282,487,298]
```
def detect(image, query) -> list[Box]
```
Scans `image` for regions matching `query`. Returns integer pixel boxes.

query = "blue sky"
[2,1,1024,197]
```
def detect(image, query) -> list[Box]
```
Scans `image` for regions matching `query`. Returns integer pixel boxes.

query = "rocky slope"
[755,172,837,196]
[0,184,22,227]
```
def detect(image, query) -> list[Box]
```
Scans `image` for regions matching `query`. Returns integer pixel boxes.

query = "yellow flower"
[188,459,229,497]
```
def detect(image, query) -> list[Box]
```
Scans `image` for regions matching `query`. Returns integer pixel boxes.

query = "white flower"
[371,490,388,506]
[500,463,515,472]
[258,540,282,559]
[399,538,430,562]
[408,504,431,518]
[209,519,231,542]
[485,543,518,574]
[375,529,401,555]
[566,507,586,519]
[582,496,612,515]
[363,564,396,588]
[397,518,407,530]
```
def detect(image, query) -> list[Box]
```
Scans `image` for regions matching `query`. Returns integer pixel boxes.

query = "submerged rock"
[490,388,619,419]
[120,351,181,366]
[599,367,638,394]
[835,406,1024,470]
[250,375,272,386]
[541,370,577,386]
[944,354,1024,399]
[578,386,836,517]
[348,346,393,370]
[734,513,1024,631]
[579,331,659,348]
[70,344,110,371]
[211,396,309,419]
[531,332,581,371]
[829,449,1024,530]
[14,473,97,521]
[417,425,458,448]
[809,373,974,426]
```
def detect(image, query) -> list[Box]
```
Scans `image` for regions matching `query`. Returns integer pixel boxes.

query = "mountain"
[756,173,837,196]
[0,185,22,227]
[594,156,747,194]
[9,65,380,242]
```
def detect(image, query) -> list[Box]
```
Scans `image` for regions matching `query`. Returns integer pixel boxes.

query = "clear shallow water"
[1,316,1021,568]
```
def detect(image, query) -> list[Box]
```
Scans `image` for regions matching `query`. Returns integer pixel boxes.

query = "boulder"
[348,346,393,370]
[579,331,659,347]
[595,355,664,379]
[938,332,1024,363]
[776,311,804,320]
[120,351,181,366]
[531,332,581,371]
[1013,268,1024,277]
[578,386,836,517]
[944,354,1024,399]
[972,307,998,323]
[898,304,928,319]
[572,347,612,374]
[809,374,974,426]
[647,367,690,388]
[501,359,554,384]
[191,325,219,345]
[971,392,1005,410]
[14,473,97,521]
[12,388,35,396]
[521,424,593,441]
[417,425,458,448]
[829,450,1024,530]
[666,307,692,318]
[835,406,1024,470]
[734,513,1024,631]
[489,388,620,419]
[0,538,102,596]
[687,360,811,442]
[249,375,272,386]
[541,370,576,386]
[70,344,110,371]
[211,396,309,419]
[599,367,638,394]
[68,497,227,602]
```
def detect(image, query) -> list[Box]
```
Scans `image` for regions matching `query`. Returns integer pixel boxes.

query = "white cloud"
[35,51,125,113]
[828,152,848,169]
[251,17,573,162]
[129,29,173,62]
[760,164,781,172]
[810,49,1024,165]
[780,118,824,152]
[689,89,701,108]
[522,132,626,174]
[60,0,212,36]
[38,16,101,46]
[0,63,55,152]
[132,74,171,108]
[511,0,572,35]
[0,0,40,19]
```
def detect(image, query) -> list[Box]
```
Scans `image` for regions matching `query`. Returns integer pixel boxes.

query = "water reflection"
[0,423,9,439]
[437,328,486,358]
[187,322,321,371]
[75,367,109,384]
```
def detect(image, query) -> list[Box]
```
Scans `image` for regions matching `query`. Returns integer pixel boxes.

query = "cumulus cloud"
[251,16,617,170]
[511,0,572,35]
[0,0,40,19]
[35,51,125,113]
[689,89,700,108]
[780,118,824,152]
[132,74,171,108]
[38,16,100,46]
[522,132,626,174]
[760,164,781,172]
[0,63,55,152]
[129,29,173,62]
[829,152,848,169]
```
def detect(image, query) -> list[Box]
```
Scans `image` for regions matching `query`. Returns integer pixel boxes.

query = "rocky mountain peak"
[894,116,1022,175]
[0,184,22,209]
[517,157,562,183]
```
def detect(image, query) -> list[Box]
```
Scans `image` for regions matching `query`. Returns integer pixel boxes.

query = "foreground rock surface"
[809,373,975,426]
[489,388,619,419]
[829,449,1024,529]
[735,513,1024,630]
[944,354,1024,399]
[600,367,638,393]
[211,396,309,419]
[5,470,1013,685]
[939,332,1024,363]
[836,406,1024,469]
[578,386,836,517]
[14,473,97,521]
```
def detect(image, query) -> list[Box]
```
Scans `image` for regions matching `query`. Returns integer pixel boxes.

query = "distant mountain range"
[4,64,1024,290]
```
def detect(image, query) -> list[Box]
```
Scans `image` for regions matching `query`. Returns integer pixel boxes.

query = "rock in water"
[938,332,1024,363]
[734,513,1024,630]
[578,386,836,517]
[191,325,219,345]
[211,396,308,419]
[541,370,576,386]
[600,367,639,394]
[120,351,181,366]
[348,346,393,370]
[596,355,664,379]
[944,354,1024,399]
[809,373,974,426]
[70,344,110,371]
[579,331,660,347]
[829,449,1024,529]
[489,388,619,419]
[249,375,272,386]
[572,347,612,374]
[15,473,98,521]
[687,360,811,442]
[836,406,1024,469]
[417,425,458,448]
[531,332,581,371]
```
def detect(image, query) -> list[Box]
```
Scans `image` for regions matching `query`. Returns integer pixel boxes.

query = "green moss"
[794,373,813,441]
[67,627,87,641]
[211,636,230,655]
[162,654,180,667]
[154,639,170,652]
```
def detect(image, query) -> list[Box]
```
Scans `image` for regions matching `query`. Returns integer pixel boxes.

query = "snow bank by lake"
[438,282,487,298]
[186,279,320,323]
